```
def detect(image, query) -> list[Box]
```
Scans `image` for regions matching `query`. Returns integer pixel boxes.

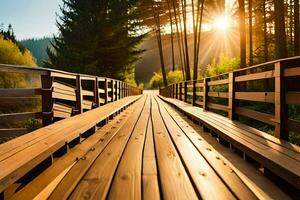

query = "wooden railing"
[0,64,142,137]
[160,56,300,141]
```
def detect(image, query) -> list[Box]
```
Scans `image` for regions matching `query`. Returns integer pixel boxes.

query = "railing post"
[274,62,287,139]
[76,75,83,114]
[228,72,235,120]
[41,72,53,126]
[203,78,208,111]
[111,79,114,102]
[94,77,100,108]
[175,84,178,99]
[192,80,196,106]
[118,81,121,99]
[184,82,188,102]
[104,78,108,104]
[179,82,182,101]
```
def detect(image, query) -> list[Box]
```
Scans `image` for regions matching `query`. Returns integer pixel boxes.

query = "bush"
[148,70,185,89]
[206,55,240,77]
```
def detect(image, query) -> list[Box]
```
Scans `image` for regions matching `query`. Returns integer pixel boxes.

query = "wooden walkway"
[1,92,297,199]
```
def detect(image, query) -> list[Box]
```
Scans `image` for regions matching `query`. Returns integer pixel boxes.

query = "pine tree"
[45,0,146,80]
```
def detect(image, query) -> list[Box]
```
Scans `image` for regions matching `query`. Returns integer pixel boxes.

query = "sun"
[212,15,232,31]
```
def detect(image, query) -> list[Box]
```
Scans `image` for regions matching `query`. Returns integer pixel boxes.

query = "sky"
[0,0,62,40]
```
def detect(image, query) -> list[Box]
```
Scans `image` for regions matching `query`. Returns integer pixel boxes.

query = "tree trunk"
[274,0,287,59]
[263,0,269,61]
[238,0,247,67]
[172,0,185,79]
[152,4,168,86]
[194,0,205,79]
[295,0,299,55]
[167,0,175,71]
[249,0,253,65]
[182,0,191,80]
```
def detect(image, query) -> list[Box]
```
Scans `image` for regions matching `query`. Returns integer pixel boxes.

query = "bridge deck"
[1,93,297,199]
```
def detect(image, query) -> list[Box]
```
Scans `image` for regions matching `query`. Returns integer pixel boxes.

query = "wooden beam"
[235,107,275,126]
[208,92,229,98]
[207,79,229,86]
[286,92,300,105]
[0,112,42,124]
[274,62,287,139]
[235,70,275,82]
[41,72,53,126]
[76,75,83,114]
[0,88,41,98]
[284,67,300,77]
[235,92,275,103]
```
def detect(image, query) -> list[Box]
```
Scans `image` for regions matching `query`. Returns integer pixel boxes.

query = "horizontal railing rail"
[160,56,300,142]
[0,64,142,137]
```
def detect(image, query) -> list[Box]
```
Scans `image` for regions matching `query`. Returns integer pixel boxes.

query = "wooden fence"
[0,64,142,137]
[160,56,300,141]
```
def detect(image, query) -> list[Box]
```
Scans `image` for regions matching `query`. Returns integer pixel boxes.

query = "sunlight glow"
[212,15,232,31]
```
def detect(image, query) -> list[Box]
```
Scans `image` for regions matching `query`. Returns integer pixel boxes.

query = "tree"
[238,0,247,67]
[274,0,287,58]
[46,0,146,80]
[295,0,299,55]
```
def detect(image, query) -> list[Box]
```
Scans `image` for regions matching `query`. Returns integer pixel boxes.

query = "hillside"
[21,37,52,66]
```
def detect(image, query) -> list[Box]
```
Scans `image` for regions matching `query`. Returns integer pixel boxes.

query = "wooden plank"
[82,100,93,110]
[287,119,300,133]
[159,96,300,155]
[0,112,41,124]
[207,103,228,112]
[80,76,96,81]
[235,107,275,125]
[207,79,228,86]
[235,70,275,82]
[0,88,41,98]
[53,110,72,119]
[159,98,257,199]
[0,64,48,75]
[195,100,203,106]
[142,115,160,200]
[11,108,134,200]
[196,82,204,87]
[286,92,300,105]
[151,96,198,199]
[155,96,235,199]
[108,97,150,199]
[160,97,300,188]
[50,72,76,79]
[82,90,94,97]
[52,82,75,93]
[208,92,229,98]
[98,88,105,94]
[284,67,300,77]
[187,92,193,96]
[0,128,28,138]
[196,91,203,96]
[52,92,76,101]
[59,97,146,200]
[0,96,141,193]
[235,92,275,103]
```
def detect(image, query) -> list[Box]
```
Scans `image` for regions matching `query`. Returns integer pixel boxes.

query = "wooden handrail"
[159,57,300,142]
[0,64,143,136]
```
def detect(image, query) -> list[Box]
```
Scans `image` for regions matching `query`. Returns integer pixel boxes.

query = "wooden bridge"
[0,57,299,199]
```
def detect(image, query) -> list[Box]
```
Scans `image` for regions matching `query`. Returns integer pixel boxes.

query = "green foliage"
[46,0,146,81]
[148,70,184,89]
[0,34,37,88]
[206,55,240,77]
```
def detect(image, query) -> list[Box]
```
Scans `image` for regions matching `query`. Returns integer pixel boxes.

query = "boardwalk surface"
[5,92,295,199]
